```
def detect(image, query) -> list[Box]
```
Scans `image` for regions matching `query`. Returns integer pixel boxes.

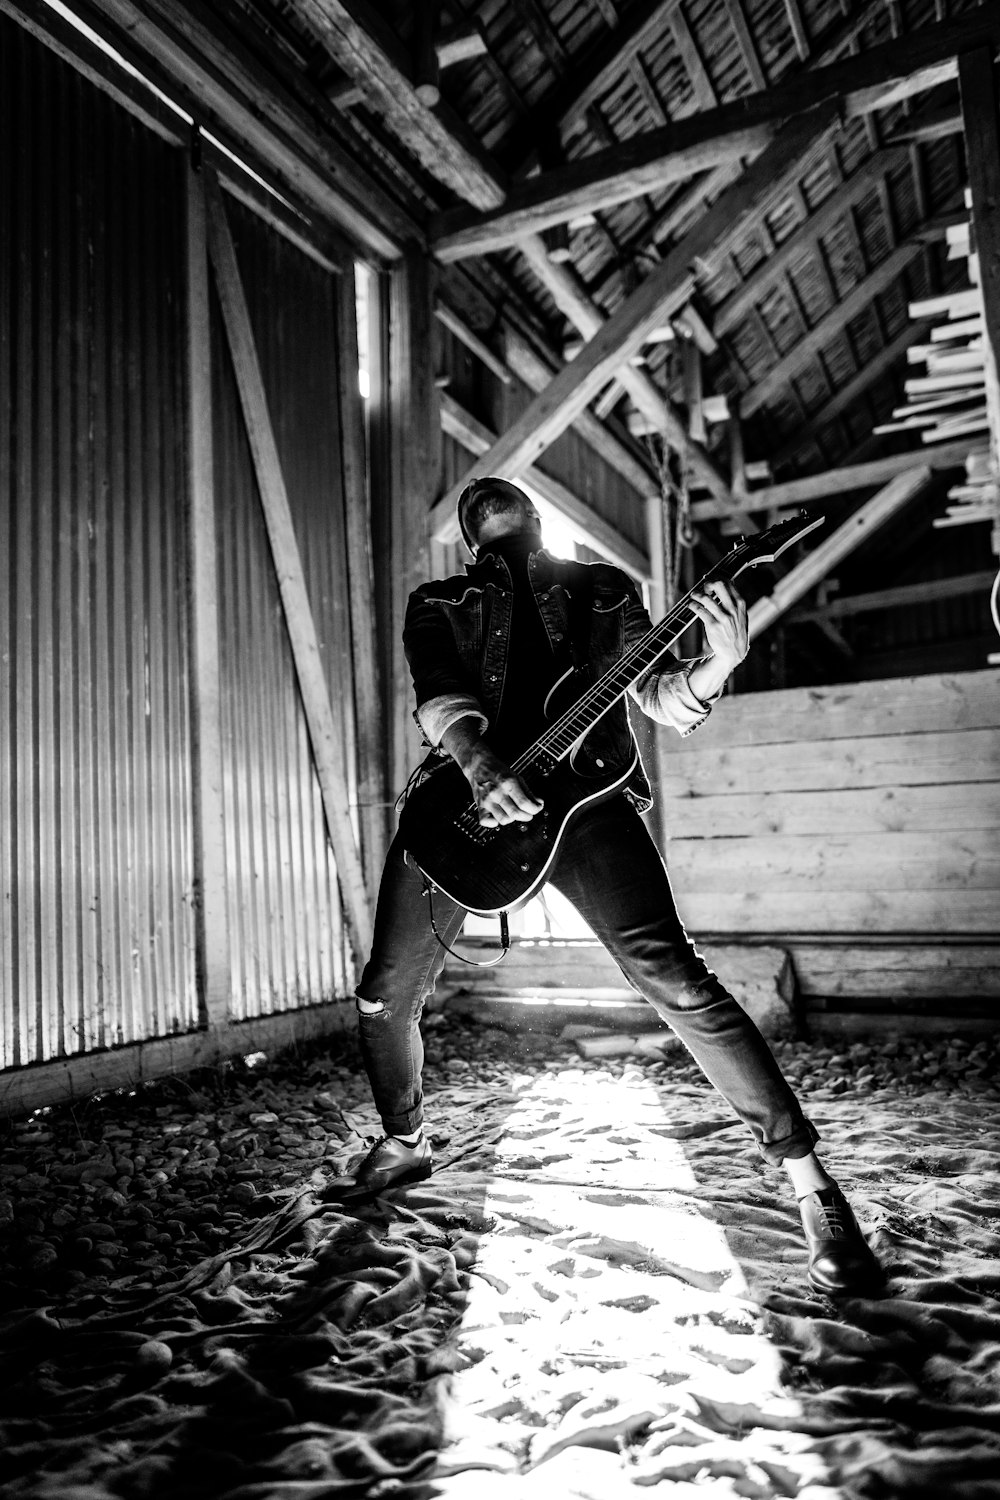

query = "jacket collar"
[465,544,558,578]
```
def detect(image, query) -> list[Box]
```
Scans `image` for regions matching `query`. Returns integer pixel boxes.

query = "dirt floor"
[1,1018,999,1499]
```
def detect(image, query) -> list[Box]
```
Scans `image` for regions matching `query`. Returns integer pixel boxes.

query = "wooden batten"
[184,160,231,1027]
[386,251,439,802]
[336,269,388,892]
[203,171,373,965]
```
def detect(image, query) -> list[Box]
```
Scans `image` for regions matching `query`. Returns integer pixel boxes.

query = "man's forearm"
[686,650,739,706]
[440,715,490,774]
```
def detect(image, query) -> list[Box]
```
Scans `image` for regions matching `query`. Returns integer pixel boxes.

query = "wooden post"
[184,151,231,1028]
[748,468,933,638]
[202,169,373,967]
[386,249,439,803]
[336,267,388,893]
[958,46,1000,556]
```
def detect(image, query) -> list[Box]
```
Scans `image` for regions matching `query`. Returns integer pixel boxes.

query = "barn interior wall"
[659,667,1000,1029]
[1,14,379,1103]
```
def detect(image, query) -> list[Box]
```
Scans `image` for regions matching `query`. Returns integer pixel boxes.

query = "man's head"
[457,477,542,554]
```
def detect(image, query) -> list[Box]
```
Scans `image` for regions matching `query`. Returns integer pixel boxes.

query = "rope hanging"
[643,347,695,609]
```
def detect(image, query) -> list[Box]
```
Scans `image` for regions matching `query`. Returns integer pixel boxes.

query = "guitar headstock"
[727,512,825,575]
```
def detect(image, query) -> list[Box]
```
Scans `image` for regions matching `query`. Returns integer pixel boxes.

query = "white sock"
[785,1151,836,1200]
[392,1127,423,1147]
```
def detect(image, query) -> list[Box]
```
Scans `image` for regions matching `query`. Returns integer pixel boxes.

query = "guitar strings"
[511,543,754,773]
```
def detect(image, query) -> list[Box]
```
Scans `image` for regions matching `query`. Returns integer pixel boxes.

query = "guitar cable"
[423,878,511,967]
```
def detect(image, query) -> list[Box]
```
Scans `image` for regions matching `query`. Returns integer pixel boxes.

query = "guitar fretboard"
[510,553,746,774]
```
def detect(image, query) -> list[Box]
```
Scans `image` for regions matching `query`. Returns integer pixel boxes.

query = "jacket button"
[552,631,563,642]
[489,674,498,682]
[495,629,502,636]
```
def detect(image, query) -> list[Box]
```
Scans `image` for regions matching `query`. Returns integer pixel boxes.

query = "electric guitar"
[398,511,824,916]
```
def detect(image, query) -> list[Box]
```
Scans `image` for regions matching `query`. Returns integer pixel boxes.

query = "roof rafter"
[430,9,999,261]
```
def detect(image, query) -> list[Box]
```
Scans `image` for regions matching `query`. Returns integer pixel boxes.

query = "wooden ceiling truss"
[43,0,1000,655]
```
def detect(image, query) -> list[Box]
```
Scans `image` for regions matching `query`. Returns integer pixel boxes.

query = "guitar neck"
[511,550,748,772]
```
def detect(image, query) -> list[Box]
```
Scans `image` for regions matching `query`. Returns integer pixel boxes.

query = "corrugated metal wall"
[212,199,356,1018]
[1,16,364,1070]
[0,19,198,1068]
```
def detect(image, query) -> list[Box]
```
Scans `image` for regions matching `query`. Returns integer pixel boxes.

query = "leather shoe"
[330,1134,432,1203]
[799,1186,884,1295]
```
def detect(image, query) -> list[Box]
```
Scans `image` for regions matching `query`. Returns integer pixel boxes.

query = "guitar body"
[397,750,633,916]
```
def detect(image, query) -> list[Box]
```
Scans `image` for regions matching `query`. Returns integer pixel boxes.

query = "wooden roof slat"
[430,9,1000,261]
[721,0,767,91]
[582,0,964,303]
[783,0,810,63]
[756,318,936,478]
[738,233,943,420]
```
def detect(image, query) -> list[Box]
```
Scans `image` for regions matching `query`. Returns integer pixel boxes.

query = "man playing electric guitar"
[342,477,883,1296]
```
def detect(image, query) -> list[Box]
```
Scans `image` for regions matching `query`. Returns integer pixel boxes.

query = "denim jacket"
[403,546,720,811]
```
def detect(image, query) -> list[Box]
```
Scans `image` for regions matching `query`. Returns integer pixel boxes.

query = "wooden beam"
[77,0,414,259]
[434,301,512,384]
[292,0,506,212]
[693,440,984,518]
[336,268,388,893]
[747,468,933,637]
[431,114,776,259]
[502,330,658,497]
[430,10,1000,261]
[790,569,998,620]
[434,109,837,541]
[513,237,736,511]
[738,236,938,419]
[436,392,650,577]
[387,251,440,800]
[203,171,372,966]
[184,159,231,1028]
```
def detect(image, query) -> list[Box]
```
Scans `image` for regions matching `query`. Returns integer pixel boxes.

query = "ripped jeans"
[355,796,818,1164]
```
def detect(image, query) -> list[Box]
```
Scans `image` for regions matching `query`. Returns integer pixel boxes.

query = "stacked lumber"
[879,194,999,534]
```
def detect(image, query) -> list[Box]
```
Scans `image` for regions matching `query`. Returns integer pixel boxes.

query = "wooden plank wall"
[660,668,1000,1025]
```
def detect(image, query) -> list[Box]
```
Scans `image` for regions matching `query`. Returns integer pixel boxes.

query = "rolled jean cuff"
[382,1104,424,1136]
[757,1115,820,1167]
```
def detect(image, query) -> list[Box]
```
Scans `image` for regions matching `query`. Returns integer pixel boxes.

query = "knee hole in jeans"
[356,996,388,1018]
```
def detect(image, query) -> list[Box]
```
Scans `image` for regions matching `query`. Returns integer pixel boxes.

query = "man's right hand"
[441,719,544,827]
